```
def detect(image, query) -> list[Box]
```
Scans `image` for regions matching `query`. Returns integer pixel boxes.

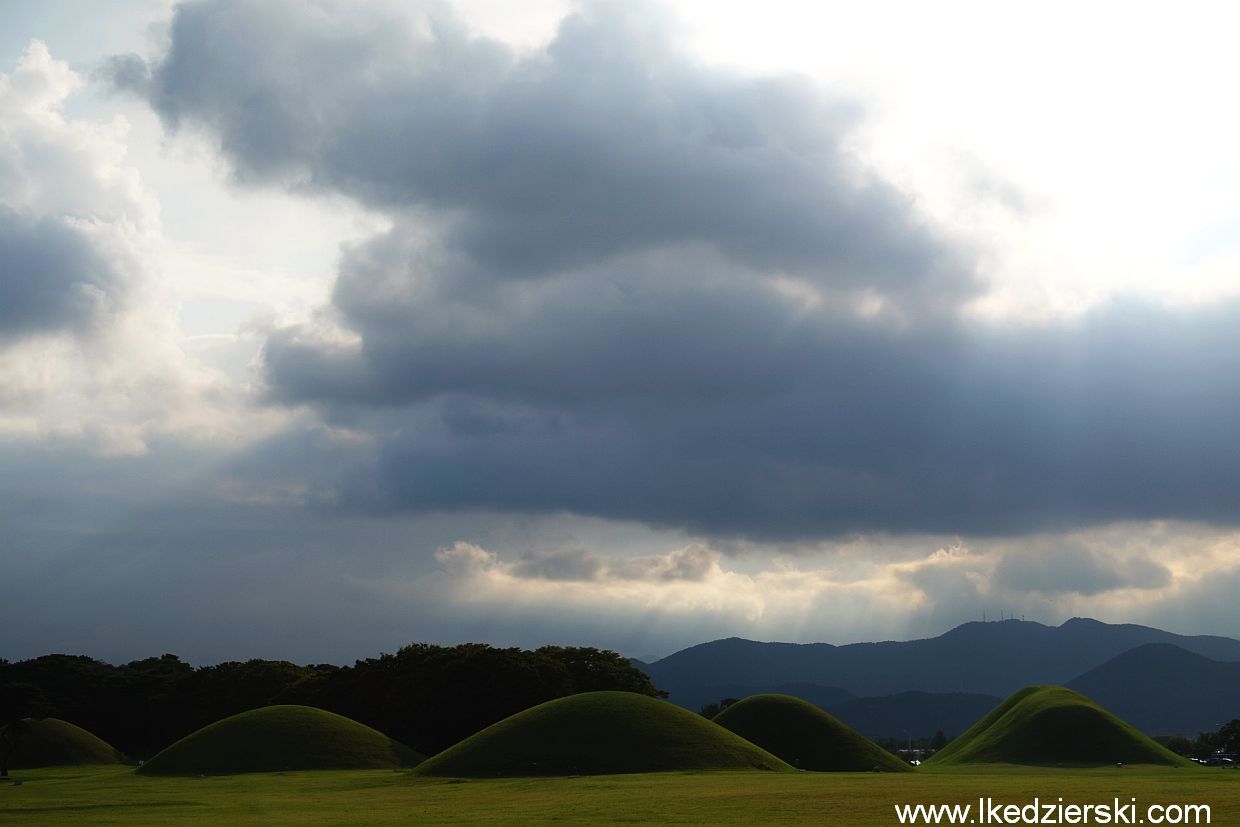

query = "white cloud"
[676,0,1240,321]
[418,522,1240,646]
[430,538,922,635]
[0,41,277,454]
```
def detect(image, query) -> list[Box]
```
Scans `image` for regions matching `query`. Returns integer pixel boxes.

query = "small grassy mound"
[416,691,792,777]
[138,705,423,775]
[925,686,1191,767]
[6,718,124,768]
[713,694,912,772]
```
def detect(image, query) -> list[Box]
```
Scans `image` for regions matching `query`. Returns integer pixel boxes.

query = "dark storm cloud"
[613,544,717,581]
[252,297,1240,538]
[262,235,867,407]
[114,0,1240,539]
[0,208,122,337]
[510,548,604,582]
[992,544,1172,596]
[112,0,973,305]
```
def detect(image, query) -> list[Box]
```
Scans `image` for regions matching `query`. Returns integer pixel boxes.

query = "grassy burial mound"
[925,686,1191,767]
[138,705,423,775]
[416,690,792,777]
[5,718,125,768]
[713,694,912,772]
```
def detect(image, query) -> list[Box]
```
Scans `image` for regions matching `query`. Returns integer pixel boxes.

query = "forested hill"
[1067,643,1240,736]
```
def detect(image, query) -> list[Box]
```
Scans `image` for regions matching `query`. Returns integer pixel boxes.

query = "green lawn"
[1,765,1237,825]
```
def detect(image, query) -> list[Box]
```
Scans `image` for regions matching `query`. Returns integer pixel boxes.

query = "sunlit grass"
[2,764,1237,826]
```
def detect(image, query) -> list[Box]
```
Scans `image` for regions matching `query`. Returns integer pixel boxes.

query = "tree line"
[1160,722,1240,764]
[0,643,665,761]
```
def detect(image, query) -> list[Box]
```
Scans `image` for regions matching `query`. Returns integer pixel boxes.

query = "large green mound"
[138,705,423,775]
[925,686,1191,767]
[713,694,911,772]
[416,691,792,777]
[6,718,124,768]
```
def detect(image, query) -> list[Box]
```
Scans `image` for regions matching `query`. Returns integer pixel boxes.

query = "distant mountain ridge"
[1067,643,1240,736]
[825,691,1001,741]
[641,618,1240,736]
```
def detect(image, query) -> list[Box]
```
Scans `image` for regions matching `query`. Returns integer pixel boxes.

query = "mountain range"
[640,618,1240,737]
[1067,643,1240,737]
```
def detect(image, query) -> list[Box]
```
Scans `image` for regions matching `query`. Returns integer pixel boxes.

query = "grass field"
[2,764,1237,826]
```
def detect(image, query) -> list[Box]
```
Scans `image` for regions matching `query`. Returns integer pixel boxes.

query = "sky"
[3,0,1240,665]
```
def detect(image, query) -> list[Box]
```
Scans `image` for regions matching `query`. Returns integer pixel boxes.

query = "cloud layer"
[0,40,263,454]
[414,522,1229,657]
[1,41,135,341]
[116,0,969,304]
[104,0,1240,539]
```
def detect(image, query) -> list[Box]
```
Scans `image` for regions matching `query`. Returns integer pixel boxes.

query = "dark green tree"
[536,647,666,697]
[1218,719,1240,756]
[699,697,740,718]
[1162,735,1194,756]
